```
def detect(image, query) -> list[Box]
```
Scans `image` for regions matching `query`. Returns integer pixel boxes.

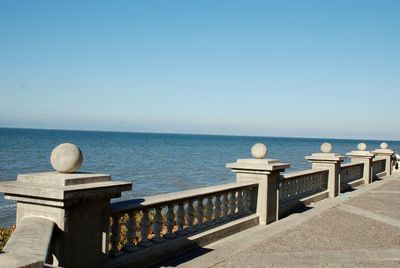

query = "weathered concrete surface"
[3,217,54,259]
[162,171,400,267]
[1,217,54,268]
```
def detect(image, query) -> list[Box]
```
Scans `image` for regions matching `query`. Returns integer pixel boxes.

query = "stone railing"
[340,162,364,191]
[372,158,386,178]
[107,182,258,267]
[280,169,329,205]
[0,142,396,267]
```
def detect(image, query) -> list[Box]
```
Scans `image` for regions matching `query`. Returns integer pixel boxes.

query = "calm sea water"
[0,127,399,226]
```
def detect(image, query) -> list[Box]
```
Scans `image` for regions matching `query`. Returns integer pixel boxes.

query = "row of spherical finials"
[49,141,390,173]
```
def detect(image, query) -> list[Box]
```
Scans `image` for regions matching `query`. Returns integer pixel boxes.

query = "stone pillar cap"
[0,172,132,207]
[347,143,374,157]
[51,143,83,173]
[226,159,290,172]
[346,151,374,157]
[373,148,395,155]
[226,143,290,172]
[305,143,345,162]
[372,142,395,155]
[17,171,111,187]
[0,144,132,207]
[305,153,346,162]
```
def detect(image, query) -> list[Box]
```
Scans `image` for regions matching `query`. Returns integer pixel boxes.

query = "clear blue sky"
[0,0,399,140]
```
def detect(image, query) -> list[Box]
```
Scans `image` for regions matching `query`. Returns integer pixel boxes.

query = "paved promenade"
[163,170,400,267]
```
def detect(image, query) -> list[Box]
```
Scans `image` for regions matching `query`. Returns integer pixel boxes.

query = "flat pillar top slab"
[226,158,290,172]
[373,148,395,155]
[0,180,132,202]
[17,172,111,187]
[346,151,374,158]
[305,153,345,162]
[0,172,132,206]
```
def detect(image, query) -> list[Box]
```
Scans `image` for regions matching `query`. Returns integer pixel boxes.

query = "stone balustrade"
[0,141,397,267]
[278,169,330,217]
[339,162,364,191]
[372,158,386,178]
[280,169,329,204]
[107,182,257,259]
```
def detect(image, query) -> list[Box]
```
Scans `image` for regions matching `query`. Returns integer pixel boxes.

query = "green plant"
[0,225,15,251]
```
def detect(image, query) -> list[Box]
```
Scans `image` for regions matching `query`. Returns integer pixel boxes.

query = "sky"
[0,0,399,140]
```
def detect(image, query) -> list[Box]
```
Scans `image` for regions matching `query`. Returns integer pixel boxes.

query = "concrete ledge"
[106,214,259,268]
[340,178,365,192]
[375,171,387,179]
[348,178,365,188]
[0,252,43,268]
[1,217,55,268]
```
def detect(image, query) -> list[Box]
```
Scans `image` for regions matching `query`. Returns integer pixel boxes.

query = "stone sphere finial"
[251,143,268,159]
[50,143,83,173]
[357,143,367,151]
[320,142,332,153]
[380,142,388,149]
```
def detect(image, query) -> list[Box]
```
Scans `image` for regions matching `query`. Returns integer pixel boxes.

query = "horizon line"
[0,126,398,143]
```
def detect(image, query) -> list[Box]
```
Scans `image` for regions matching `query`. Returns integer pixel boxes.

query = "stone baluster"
[110,216,122,257]
[221,192,230,220]
[196,197,205,229]
[214,194,222,223]
[186,200,196,232]
[306,176,311,192]
[236,190,244,216]
[139,209,152,247]
[176,202,187,235]
[229,191,237,218]
[206,196,214,225]
[243,189,251,214]
[153,206,164,243]
[305,143,345,197]
[313,175,318,190]
[227,143,289,225]
[295,178,300,195]
[164,204,176,239]
[279,182,285,201]
[123,212,138,252]
[288,180,293,198]
[314,175,319,190]
[304,177,308,193]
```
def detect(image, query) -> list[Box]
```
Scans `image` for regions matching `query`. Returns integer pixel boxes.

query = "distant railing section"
[372,159,386,177]
[279,169,329,204]
[108,181,258,257]
[340,162,364,186]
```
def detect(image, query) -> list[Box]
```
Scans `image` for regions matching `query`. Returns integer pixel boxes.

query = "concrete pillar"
[346,143,374,184]
[0,144,132,268]
[373,142,395,176]
[305,143,345,197]
[226,143,289,225]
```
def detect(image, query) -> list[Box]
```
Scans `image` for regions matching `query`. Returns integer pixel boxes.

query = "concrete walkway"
[162,171,400,267]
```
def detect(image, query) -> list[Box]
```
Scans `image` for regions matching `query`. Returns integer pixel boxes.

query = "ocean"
[0,127,399,226]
